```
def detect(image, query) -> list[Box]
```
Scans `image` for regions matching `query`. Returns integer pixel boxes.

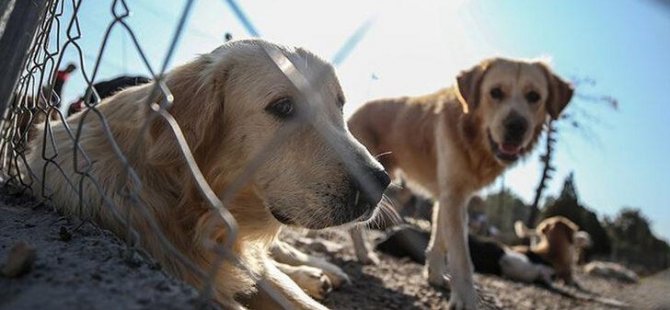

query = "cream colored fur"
[348,58,573,309]
[22,39,387,309]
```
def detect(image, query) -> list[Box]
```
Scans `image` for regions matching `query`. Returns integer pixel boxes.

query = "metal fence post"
[0,0,51,116]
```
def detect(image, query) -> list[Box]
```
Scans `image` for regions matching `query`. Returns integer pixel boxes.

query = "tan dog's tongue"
[500,143,521,155]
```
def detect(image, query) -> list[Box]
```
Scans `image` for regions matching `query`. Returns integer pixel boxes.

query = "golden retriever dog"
[348,58,573,309]
[21,39,390,309]
[514,216,588,285]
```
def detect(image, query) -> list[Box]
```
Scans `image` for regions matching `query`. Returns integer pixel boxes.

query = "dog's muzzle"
[339,168,391,225]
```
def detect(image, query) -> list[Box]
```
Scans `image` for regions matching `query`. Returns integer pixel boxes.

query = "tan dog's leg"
[426,192,476,309]
[274,261,332,300]
[271,240,350,288]
[349,227,380,265]
[425,201,448,285]
[255,259,329,310]
[426,117,477,309]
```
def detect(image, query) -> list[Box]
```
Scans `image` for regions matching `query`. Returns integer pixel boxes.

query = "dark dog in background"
[67,75,150,116]
[375,225,554,285]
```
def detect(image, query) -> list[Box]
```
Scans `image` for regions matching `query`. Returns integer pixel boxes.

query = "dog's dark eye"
[266,98,294,118]
[526,91,541,103]
[490,87,504,100]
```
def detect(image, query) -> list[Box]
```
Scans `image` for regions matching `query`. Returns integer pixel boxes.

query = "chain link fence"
[0,0,381,308]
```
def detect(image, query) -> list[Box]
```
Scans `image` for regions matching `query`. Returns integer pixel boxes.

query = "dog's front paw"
[447,282,478,310]
[426,271,448,288]
[447,291,477,310]
[357,251,380,265]
[293,266,333,300]
[424,262,449,288]
[320,265,350,288]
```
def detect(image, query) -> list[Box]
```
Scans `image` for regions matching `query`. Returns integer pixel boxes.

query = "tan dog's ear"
[147,54,227,165]
[456,61,489,114]
[536,63,574,120]
[514,220,537,239]
[539,222,552,236]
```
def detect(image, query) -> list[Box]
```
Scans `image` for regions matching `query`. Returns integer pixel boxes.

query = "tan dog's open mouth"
[487,129,524,162]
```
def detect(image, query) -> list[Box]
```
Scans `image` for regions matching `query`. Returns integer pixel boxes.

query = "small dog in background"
[514,216,590,286]
[348,57,573,309]
[67,75,151,116]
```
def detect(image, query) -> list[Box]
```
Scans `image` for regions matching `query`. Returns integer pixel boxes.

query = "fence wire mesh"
[0,0,384,308]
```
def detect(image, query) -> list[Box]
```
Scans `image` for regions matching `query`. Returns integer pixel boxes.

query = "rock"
[584,261,639,283]
[296,237,344,254]
[1,241,36,278]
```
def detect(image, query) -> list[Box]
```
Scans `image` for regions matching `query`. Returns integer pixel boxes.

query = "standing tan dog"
[22,39,390,309]
[348,58,573,309]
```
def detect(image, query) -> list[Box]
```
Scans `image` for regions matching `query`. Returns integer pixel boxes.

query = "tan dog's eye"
[525,91,541,103]
[266,97,295,119]
[489,87,504,100]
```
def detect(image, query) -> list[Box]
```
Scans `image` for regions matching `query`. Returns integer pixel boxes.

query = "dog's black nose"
[503,114,528,144]
[356,168,391,206]
[372,169,391,191]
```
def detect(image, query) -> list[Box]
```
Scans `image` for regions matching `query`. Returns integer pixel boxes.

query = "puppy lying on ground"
[21,39,390,309]
[348,58,573,308]
[514,216,588,285]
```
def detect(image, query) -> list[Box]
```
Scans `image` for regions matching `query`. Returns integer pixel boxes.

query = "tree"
[483,189,530,244]
[527,76,618,226]
[540,173,611,256]
[605,208,670,273]
[526,122,557,226]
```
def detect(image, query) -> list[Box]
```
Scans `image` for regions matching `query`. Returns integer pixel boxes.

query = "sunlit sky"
[53,0,670,239]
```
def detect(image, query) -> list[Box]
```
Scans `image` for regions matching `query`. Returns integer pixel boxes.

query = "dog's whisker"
[380,195,402,225]
[374,151,392,160]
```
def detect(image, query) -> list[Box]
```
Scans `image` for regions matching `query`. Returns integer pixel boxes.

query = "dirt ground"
[0,188,215,310]
[1,188,668,309]
[283,228,669,310]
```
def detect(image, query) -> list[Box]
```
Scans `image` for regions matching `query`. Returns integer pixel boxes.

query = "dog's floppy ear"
[455,60,489,114]
[147,53,228,165]
[514,220,537,239]
[536,63,574,120]
[538,221,552,236]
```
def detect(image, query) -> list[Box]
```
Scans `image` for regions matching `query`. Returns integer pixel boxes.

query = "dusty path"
[607,269,670,309]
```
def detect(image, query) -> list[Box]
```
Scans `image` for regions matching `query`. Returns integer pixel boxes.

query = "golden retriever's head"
[151,39,390,230]
[456,58,573,164]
